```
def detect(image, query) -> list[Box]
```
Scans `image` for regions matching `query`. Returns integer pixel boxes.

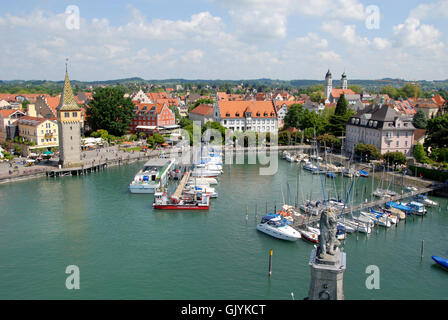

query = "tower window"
[72,112,77,117]
[64,112,70,117]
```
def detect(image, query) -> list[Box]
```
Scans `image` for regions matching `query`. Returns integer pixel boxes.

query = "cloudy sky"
[1,0,447,81]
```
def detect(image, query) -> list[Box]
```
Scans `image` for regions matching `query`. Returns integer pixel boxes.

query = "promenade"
[0,144,162,183]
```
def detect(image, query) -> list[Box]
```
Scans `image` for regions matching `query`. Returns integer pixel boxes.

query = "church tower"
[341,72,348,90]
[57,64,82,168]
[324,69,332,102]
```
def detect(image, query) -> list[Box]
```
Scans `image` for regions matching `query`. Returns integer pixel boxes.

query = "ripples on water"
[0,156,447,299]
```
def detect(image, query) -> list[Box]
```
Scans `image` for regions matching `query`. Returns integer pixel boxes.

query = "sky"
[0,0,447,81]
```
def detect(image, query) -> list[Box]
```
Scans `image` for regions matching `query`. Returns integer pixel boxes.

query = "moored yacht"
[256,214,301,241]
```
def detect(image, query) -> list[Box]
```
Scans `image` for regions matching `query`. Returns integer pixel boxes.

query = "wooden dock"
[46,162,107,177]
[172,171,191,199]
[292,183,444,228]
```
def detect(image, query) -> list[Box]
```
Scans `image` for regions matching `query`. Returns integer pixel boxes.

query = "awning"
[160,125,180,129]
[136,126,158,130]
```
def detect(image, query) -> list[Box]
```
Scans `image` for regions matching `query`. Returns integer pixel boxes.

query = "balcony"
[44,133,54,139]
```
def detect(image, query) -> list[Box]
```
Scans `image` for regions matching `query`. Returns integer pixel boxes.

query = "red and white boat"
[153,191,210,210]
[300,229,319,244]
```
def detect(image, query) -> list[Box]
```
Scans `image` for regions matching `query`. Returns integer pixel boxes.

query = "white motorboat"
[129,158,175,194]
[373,189,392,199]
[403,201,427,216]
[413,195,439,207]
[184,185,218,198]
[303,163,318,172]
[256,214,301,241]
[191,167,222,178]
[360,211,392,227]
[187,177,218,185]
[337,220,355,233]
[343,219,372,233]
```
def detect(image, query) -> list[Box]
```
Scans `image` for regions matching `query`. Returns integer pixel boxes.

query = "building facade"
[16,116,59,146]
[0,109,26,142]
[129,103,176,133]
[213,100,278,133]
[345,104,415,156]
[188,104,214,126]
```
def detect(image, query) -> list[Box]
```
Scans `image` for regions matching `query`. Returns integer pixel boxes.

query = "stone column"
[307,248,346,300]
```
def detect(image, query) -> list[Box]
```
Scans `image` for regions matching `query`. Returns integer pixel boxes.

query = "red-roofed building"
[130,102,176,133]
[389,100,416,116]
[189,104,214,125]
[213,100,278,132]
[0,109,26,141]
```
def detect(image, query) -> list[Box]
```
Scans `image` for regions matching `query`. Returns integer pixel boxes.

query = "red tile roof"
[190,104,214,116]
[146,92,169,101]
[0,109,25,118]
[218,101,277,119]
[331,89,355,98]
[432,94,446,107]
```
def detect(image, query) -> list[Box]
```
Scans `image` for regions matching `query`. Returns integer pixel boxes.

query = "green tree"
[169,105,181,123]
[413,110,427,129]
[21,100,30,111]
[309,91,324,103]
[179,117,193,128]
[354,143,381,161]
[153,133,166,145]
[189,98,214,111]
[202,121,226,143]
[334,94,348,116]
[425,113,448,149]
[146,136,156,148]
[382,151,407,169]
[348,85,363,94]
[317,134,341,149]
[87,87,135,136]
[380,86,399,99]
[413,143,428,163]
[283,104,303,129]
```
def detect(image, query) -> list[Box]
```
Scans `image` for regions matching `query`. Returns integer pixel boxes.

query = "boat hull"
[129,185,157,194]
[432,256,448,270]
[256,224,301,241]
[153,204,210,210]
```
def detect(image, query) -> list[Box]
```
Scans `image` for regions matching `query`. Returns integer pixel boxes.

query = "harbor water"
[0,155,447,299]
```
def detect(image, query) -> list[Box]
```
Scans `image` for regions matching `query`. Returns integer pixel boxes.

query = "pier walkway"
[292,183,445,228]
[172,171,191,199]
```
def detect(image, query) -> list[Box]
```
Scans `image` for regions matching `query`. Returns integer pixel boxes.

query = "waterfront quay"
[0,144,311,183]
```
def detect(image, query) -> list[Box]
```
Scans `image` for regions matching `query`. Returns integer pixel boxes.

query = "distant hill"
[1,77,447,94]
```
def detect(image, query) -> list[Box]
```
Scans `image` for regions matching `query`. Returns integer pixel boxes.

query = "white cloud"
[372,37,391,50]
[409,0,448,20]
[321,20,370,47]
[392,18,444,51]
[182,49,205,64]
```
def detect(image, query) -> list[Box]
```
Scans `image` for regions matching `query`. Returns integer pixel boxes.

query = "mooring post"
[421,240,424,261]
[268,249,273,277]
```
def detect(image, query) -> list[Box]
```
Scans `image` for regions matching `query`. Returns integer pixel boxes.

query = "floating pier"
[46,162,107,177]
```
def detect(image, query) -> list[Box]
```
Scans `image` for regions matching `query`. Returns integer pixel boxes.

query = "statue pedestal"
[307,248,346,300]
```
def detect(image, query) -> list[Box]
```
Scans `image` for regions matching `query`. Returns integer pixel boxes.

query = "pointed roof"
[57,70,81,112]
[325,69,332,78]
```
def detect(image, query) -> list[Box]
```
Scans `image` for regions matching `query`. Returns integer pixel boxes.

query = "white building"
[213,101,278,133]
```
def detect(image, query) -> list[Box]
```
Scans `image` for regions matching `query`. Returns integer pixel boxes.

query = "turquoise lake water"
[0,156,447,299]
